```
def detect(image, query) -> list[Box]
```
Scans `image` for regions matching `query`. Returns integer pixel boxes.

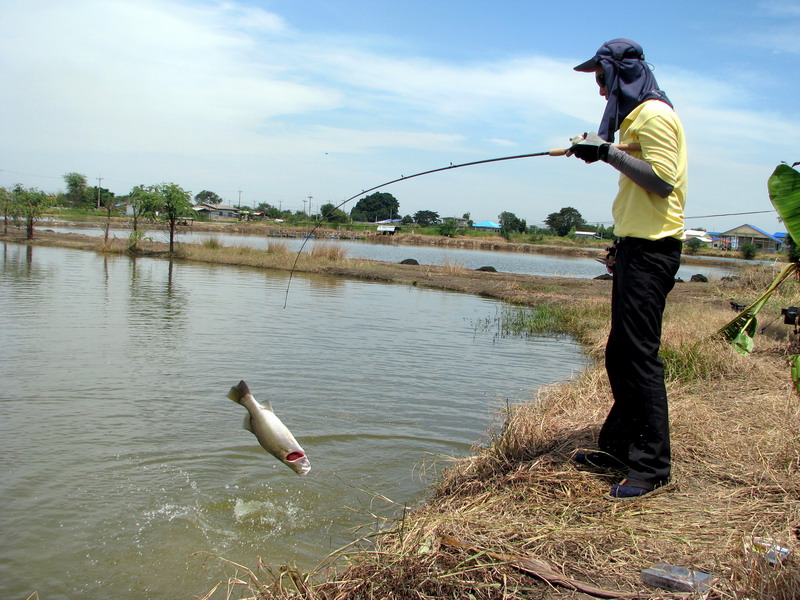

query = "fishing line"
[282,149,564,308]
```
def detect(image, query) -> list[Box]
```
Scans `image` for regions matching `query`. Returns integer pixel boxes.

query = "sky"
[2,0,799,233]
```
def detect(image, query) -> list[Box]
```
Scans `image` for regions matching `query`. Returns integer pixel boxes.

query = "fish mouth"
[286,451,306,462]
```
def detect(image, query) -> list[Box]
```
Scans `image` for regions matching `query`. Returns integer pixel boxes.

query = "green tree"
[498,211,527,234]
[125,184,159,251]
[685,237,704,255]
[545,207,585,237]
[414,210,440,227]
[320,202,349,224]
[63,172,88,207]
[1,187,16,234]
[437,221,458,237]
[350,192,399,222]
[740,242,757,260]
[13,184,47,239]
[150,183,193,254]
[195,190,223,205]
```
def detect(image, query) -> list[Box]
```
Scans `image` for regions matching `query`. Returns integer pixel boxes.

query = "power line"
[685,209,774,219]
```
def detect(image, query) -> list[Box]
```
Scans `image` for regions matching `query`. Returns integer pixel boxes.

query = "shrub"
[740,242,757,260]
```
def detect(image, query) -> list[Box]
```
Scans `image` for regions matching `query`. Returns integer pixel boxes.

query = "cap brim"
[573,57,597,72]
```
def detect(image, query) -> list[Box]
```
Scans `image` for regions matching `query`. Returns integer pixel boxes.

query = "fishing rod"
[282,142,641,307]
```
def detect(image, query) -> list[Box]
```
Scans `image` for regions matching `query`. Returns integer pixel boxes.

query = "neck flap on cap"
[588,39,673,142]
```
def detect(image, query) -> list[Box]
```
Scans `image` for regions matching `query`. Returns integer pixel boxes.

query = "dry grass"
[209,274,800,600]
[267,239,291,255]
[309,242,347,261]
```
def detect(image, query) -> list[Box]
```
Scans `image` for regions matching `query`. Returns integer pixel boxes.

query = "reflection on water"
[0,242,588,600]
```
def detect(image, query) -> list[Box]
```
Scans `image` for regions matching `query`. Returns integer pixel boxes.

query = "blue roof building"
[472,220,502,231]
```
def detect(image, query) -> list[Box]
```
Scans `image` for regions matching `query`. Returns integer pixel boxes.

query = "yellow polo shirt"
[613,100,687,240]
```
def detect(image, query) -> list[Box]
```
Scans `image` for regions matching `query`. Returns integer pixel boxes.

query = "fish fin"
[259,398,273,411]
[242,414,254,433]
[227,380,251,404]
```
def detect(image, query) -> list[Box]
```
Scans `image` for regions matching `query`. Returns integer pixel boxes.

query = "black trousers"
[600,236,681,485]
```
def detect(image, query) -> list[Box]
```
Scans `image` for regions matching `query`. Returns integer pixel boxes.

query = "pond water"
[0,241,588,600]
[42,222,740,281]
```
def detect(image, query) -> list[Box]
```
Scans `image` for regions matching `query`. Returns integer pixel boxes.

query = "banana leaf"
[768,163,800,245]
[717,261,799,354]
[718,164,800,354]
[790,354,800,393]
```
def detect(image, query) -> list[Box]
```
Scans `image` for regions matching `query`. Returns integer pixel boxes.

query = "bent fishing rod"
[283,142,641,307]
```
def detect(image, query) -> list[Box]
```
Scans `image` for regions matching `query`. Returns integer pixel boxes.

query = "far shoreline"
[36,215,779,271]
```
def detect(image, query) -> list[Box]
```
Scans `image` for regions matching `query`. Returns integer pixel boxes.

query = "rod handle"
[549,142,642,156]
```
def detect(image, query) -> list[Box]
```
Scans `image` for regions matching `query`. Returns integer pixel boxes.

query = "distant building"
[193,203,241,219]
[441,217,469,229]
[472,220,502,232]
[574,231,601,239]
[377,224,401,234]
[683,229,713,244]
[712,224,785,253]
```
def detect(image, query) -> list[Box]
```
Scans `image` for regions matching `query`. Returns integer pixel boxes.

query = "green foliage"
[194,190,223,205]
[148,182,193,253]
[437,221,458,237]
[12,184,48,239]
[740,242,757,260]
[414,210,440,227]
[545,206,585,237]
[63,172,88,207]
[768,163,800,246]
[127,184,157,231]
[685,237,704,255]
[718,262,798,355]
[127,230,145,252]
[498,211,526,234]
[255,202,290,220]
[320,202,349,223]
[1,187,17,233]
[401,215,414,225]
[350,192,400,222]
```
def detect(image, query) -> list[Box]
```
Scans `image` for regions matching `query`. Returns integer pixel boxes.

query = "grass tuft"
[309,242,347,261]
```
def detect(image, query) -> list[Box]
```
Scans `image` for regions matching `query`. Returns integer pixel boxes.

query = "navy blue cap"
[574,38,645,72]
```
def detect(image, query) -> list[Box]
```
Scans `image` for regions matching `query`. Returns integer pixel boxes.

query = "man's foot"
[571,450,627,473]
[605,478,672,501]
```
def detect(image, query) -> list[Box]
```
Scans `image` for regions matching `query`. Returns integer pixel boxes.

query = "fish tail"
[226,380,251,404]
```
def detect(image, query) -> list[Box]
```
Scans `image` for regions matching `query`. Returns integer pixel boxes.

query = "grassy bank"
[3,229,798,599]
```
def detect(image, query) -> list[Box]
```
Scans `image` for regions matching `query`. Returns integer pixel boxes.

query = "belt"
[616,236,681,246]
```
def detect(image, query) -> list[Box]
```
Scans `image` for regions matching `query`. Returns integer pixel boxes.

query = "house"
[712,224,785,253]
[441,217,469,229]
[472,220,502,232]
[193,203,241,219]
[684,229,713,244]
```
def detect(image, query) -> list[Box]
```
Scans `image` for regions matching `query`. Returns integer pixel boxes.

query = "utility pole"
[307,195,313,217]
[238,189,243,206]
[302,198,307,215]
[96,175,103,209]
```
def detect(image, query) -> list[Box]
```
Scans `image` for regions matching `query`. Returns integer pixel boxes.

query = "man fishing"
[568,38,687,500]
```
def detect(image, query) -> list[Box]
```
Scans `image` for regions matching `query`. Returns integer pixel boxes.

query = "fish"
[227,380,311,476]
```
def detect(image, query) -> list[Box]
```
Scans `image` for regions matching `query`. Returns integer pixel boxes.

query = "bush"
[685,237,704,255]
[740,242,757,260]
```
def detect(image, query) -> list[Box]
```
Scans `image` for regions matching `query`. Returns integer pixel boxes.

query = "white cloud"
[0,0,796,232]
